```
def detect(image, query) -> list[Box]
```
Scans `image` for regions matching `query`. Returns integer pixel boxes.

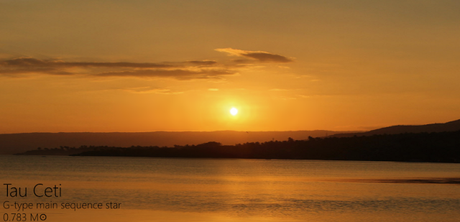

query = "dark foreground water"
[1,155,460,221]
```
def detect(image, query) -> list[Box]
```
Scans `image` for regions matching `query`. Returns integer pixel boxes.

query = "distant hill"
[332,119,460,137]
[4,119,460,155]
[0,130,351,155]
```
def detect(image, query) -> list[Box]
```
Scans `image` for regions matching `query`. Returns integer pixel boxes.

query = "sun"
[230,107,238,116]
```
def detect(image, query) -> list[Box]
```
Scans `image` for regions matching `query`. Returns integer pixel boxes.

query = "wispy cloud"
[215,48,294,63]
[0,48,294,79]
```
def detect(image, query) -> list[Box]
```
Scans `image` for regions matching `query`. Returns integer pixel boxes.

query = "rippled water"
[1,155,460,222]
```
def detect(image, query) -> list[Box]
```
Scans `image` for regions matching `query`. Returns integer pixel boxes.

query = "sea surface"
[1,155,460,222]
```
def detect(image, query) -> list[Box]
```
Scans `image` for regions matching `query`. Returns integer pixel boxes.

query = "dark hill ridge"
[331,119,460,137]
[2,118,460,155]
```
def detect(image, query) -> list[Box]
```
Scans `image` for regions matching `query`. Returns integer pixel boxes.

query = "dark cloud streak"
[242,52,293,63]
[96,69,236,80]
[2,58,171,68]
[187,60,217,66]
[0,57,235,80]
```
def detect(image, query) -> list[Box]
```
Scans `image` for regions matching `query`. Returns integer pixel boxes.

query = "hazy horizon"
[1,129,361,134]
[0,130,351,155]
[2,118,456,134]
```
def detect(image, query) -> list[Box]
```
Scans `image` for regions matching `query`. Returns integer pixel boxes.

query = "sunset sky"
[1,0,460,133]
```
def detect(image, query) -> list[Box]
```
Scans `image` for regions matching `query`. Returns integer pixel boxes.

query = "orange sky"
[1,0,460,133]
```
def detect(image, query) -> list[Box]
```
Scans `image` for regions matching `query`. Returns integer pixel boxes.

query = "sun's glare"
[230,107,238,116]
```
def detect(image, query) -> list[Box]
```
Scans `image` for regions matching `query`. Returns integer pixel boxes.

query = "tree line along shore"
[16,130,460,163]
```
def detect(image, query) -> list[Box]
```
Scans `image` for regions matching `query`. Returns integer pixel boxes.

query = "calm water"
[1,155,460,222]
